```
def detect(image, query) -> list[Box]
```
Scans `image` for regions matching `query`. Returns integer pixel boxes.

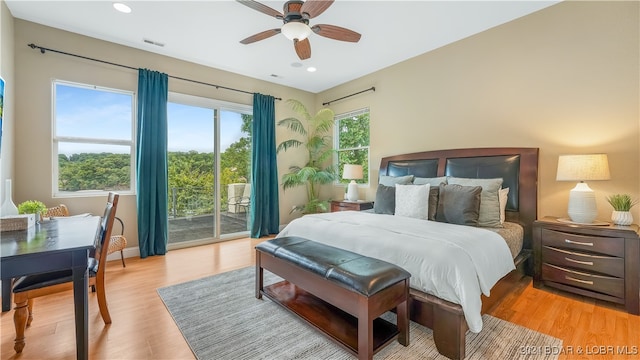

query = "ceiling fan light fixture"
[281,22,311,41]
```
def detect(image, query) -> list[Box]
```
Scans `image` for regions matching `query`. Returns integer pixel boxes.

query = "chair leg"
[120,250,126,267]
[95,273,112,324]
[13,297,28,353]
[26,299,34,327]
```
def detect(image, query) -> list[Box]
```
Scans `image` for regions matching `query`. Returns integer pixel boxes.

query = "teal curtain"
[250,93,280,238]
[136,69,169,258]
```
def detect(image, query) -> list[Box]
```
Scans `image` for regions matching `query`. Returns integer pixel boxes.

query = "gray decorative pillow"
[374,184,396,215]
[413,176,448,186]
[435,183,482,226]
[448,177,503,228]
[379,175,414,187]
[395,184,430,220]
[428,186,440,221]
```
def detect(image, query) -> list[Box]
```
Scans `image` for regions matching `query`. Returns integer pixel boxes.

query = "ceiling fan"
[236,0,361,60]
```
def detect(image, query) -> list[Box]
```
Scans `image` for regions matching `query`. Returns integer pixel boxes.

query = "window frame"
[334,107,371,186]
[52,80,136,198]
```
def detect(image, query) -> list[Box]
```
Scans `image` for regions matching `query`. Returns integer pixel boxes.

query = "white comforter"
[276,211,515,333]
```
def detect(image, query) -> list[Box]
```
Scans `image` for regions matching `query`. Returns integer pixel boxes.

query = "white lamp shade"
[556,154,610,224]
[281,22,312,41]
[342,164,363,180]
[556,154,610,181]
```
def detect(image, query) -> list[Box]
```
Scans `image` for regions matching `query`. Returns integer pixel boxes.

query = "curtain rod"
[27,43,282,101]
[322,86,375,106]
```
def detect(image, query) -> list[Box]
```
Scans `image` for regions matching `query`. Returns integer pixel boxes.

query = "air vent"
[143,39,165,47]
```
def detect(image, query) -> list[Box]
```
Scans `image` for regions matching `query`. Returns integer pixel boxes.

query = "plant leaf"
[277,117,307,136]
[286,99,312,122]
[276,139,303,153]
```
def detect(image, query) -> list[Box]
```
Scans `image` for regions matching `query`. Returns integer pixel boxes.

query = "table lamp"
[342,164,363,202]
[556,154,610,224]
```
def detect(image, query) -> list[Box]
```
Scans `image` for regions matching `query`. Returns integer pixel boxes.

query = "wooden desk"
[1,216,101,360]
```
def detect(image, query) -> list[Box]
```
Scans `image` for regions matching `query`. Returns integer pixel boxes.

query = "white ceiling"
[6,0,561,93]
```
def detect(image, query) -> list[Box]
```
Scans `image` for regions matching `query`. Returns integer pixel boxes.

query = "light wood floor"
[1,237,638,359]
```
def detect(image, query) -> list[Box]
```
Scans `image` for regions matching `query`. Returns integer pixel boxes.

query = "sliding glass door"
[167,93,251,248]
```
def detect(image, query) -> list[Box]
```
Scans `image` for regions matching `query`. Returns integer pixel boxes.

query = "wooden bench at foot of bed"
[255,236,411,360]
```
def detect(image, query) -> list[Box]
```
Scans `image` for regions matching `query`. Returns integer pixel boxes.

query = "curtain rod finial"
[27,43,45,54]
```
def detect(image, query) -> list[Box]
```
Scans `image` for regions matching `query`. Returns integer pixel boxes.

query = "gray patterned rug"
[157,267,561,359]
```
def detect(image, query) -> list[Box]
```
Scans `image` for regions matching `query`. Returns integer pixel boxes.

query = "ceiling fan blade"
[236,0,283,19]
[240,29,281,44]
[294,38,311,60]
[300,0,334,19]
[311,24,361,42]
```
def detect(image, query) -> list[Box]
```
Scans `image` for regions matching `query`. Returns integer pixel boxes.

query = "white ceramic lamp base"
[346,180,359,202]
[567,182,598,224]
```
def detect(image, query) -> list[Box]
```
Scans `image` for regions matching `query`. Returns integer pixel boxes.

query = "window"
[53,81,134,196]
[335,108,370,184]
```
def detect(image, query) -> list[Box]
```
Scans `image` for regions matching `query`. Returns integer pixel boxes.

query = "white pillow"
[499,187,510,224]
[395,184,430,220]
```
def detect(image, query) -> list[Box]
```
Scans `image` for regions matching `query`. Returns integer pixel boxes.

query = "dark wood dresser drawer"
[542,245,624,278]
[542,263,624,299]
[541,228,624,257]
[534,217,640,314]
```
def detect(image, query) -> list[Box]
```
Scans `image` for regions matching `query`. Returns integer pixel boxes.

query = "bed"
[276,147,539,359]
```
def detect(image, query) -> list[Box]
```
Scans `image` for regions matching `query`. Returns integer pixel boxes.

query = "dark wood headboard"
[379,147,539,250]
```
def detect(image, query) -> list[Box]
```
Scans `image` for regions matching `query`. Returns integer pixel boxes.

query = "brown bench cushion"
[256,236,410,297]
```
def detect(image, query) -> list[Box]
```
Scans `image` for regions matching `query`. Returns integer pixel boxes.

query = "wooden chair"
[42,203,127,267]
[108,217,127,267]
[42,204,69,218]
[11,192,119,353]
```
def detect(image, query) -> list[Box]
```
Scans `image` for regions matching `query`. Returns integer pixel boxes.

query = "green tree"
[59,153,130,191]
[336,112,370,184]
[277,99,337,214]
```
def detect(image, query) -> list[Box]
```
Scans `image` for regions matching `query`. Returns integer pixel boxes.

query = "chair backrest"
[43,204,69,218]
[243,183,251,198]
[94,192,119,272]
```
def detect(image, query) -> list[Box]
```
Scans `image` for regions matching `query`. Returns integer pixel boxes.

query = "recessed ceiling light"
[113,2,132,14]
[307,67,317,73]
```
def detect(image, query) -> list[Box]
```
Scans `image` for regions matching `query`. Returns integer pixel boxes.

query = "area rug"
[158,267,561,359]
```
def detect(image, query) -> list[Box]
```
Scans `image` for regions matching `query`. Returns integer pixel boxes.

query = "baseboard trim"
[106,246,140,263]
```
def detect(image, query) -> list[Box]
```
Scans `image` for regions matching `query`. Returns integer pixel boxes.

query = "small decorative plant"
[17,200,47,216]
[606,194,638,212]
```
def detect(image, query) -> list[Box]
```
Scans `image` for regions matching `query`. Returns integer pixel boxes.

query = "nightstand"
[330,200,373,212]
[533,216,640,314]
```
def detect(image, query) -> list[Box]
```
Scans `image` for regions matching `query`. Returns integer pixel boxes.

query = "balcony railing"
[167,185,248,244]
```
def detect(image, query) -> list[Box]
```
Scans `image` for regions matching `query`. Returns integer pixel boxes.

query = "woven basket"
[0,214,36,232]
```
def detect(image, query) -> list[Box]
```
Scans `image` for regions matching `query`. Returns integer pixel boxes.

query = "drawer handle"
[565,276,594,285]
[564,239,593,247]
[565,257,593,266]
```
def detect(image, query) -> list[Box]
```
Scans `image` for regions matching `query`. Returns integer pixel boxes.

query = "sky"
[55,83,247,156]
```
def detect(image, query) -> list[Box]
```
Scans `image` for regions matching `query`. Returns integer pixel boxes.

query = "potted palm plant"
[606,194,637,225]
[277,99,338,214]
